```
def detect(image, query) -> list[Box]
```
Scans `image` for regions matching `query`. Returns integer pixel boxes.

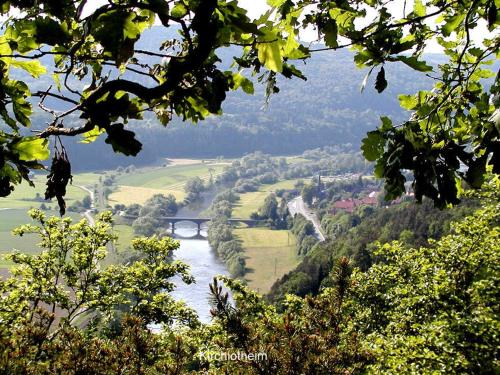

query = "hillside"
[3,27,438,171]
[267,197,478,306]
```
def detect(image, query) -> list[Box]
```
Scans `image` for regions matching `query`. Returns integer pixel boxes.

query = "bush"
[124,203,141,217]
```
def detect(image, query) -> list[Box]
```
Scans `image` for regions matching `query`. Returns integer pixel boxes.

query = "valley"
[0,156,312,294]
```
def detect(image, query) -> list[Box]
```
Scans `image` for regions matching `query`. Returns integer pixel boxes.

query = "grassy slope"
[234,228,299,293]
[113,224,136,253]
[109,162,225,206]
[0,173,100,210]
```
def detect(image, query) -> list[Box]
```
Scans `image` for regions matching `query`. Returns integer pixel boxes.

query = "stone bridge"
[160,217,260,235]
[121,215,261,236]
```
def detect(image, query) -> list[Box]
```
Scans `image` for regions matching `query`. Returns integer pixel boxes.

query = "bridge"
[161,217,261,235]
[121,215,262,236]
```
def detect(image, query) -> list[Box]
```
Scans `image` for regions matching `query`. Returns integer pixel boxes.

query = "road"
[76,185,95,226]
[288,196,325,242]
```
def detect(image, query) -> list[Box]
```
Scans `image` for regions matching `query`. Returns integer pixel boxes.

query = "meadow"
[113,224,136,253]
[234,227,299,293]
[231,178,307,291]
[285,156,310,165]
[109,162,227,206]
[0,173,101,210]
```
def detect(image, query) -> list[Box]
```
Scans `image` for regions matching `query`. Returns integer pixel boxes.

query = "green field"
[285,156,310,165]
[115,163,225,188]
[0,172,100,270]
[109,162,226,206]
[233,179,304,218]
[0,209,82,268]
[113,224,136,252]
[0,173,100,210]
[234,228,299,293]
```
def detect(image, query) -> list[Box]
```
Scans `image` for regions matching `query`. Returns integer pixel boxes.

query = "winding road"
[76,185,95,226]
[288,196,325,242]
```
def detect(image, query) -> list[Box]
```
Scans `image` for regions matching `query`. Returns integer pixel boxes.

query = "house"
[331,199,357,214]
[360,196,378,206]
[331,192,379,215]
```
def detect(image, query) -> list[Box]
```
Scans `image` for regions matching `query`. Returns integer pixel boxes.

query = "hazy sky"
[239,0,269,18]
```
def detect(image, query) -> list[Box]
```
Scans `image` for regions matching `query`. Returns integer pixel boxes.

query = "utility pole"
[274,258,277,276]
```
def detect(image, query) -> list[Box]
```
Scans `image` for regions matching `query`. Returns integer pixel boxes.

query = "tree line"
[207,189,246,277]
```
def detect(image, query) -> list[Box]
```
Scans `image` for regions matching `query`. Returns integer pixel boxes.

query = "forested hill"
[267,197,478,307]
[6,27,438,171]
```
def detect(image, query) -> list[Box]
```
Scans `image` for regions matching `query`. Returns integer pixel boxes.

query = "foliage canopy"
[1,186,498,372]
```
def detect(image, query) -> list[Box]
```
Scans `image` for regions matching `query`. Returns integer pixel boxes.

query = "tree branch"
[38,122,94,138]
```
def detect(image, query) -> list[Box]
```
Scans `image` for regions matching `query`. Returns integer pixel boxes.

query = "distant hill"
[3,27,438,171]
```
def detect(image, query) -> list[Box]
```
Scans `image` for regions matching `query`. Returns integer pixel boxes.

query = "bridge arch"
[120,214,262,234]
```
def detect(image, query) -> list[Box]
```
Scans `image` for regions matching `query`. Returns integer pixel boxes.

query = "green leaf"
[123,13,142,39]
[34,17,70,45]
[0,108,18,130]
[397,56,432,72]
[455,176,463,197]
[374,160,385,178]
[380,116,393,131]
[283,34,308,59]
[233,73,254,94]
[105,123,142,156]
[11,137,49,161]
[442,14,465,37]
[465,156,487,188]
[257,37,283,73]
[0,36,12,67]
[361,130,385,161]
[354,50,373,68]
[488,3,498,29]
[432,140,445,149]
[171,3,187,18]
[80,126,105,144]
[268,0,286,6]
[12,98,32,127]
[52,73,61,91]
[323,19,338,48]
[11,60,47,78]
[399,94,418,110]
[281,64,306,80]
[329,8,356,31]
[413,0,426,17]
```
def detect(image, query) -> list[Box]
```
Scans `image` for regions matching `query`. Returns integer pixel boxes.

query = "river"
[170,223,228,323]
